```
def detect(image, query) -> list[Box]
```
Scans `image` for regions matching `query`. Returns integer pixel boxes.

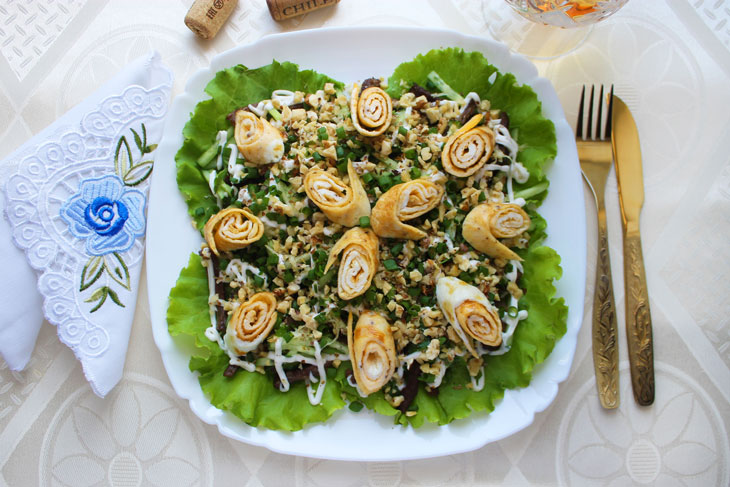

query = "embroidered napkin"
[1,51,173,397]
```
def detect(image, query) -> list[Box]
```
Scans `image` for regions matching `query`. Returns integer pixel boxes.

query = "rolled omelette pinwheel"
[325,227,380,300]
[436,276,503,357]
[462,203,530,261]
[224,292,278,355]
[441,114,495,178]
[350,83,393,137]
[371,179,444,239]
[234,109,285,165]
[303,161,370,226]
[347,311,398,396]
[204,207,264,256]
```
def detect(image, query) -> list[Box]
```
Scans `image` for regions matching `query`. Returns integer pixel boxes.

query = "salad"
[168,48,567,430]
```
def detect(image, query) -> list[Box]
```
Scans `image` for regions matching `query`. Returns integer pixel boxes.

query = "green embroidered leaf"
[80,256,105,291]
[106,253,131,290]
[130,127,144,154]
[123,160,154,186]
[114,136,133,178]
[107,287,125,308]
[86,286,108,313]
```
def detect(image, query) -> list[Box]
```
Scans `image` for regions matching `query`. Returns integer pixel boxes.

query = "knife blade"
[611,95,655,406]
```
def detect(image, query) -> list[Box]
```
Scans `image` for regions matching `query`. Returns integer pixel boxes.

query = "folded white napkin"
[1,51,173,397]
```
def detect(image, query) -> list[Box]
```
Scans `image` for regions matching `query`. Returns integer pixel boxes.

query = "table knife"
[611,95,655,406]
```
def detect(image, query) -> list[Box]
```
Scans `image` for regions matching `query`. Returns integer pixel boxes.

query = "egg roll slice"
[303,161,370,226]
[347,311,397,396]
[371,179,444,240]
[350,83,393,137]
[224,292,278,355]
[436,276,502,358]
[325,227,380,300]
[463,203,529,261]
[487,202,531,238]
[204,207,264,256]
[441,114,495,178]
[234,109,285,165]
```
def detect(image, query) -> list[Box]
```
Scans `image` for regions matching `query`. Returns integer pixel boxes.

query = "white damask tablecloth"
[1,1,728,486]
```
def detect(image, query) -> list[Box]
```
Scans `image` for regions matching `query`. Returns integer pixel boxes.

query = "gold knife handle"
[623,229,655,405]
[592,209,619,409]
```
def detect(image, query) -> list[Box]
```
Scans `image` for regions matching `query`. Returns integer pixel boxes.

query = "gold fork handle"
[623,229,655,406]
[592,208,620,409]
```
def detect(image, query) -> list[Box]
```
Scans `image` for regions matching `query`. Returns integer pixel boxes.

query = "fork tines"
[576,84,614,141]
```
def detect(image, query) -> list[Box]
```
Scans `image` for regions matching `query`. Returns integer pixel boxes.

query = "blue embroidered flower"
[61,175,146,256]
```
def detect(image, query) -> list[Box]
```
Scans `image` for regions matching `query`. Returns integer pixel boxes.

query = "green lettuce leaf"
[175,61,342,230]
[168,252,346,431]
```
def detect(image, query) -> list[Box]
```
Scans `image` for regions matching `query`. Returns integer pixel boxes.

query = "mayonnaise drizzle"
[306,340,327,405]
[273,338,290,392]
[225,259,268,286]
[215,130,227,171]
[470,367,486,392]
[248,100,274,117]
[227,143,245,180]
[272,89,296,106]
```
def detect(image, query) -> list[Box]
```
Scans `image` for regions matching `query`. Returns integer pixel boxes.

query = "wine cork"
[185,0,238,39]
[266,0,340,21]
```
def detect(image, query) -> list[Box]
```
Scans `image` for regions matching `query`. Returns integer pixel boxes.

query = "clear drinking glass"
[505,0,629,28]
[484,0,629,59]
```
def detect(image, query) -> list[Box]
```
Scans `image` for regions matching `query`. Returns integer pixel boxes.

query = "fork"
[577,85,620,410]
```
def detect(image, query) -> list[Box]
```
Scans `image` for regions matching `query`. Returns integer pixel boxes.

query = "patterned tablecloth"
[1,1,728,485]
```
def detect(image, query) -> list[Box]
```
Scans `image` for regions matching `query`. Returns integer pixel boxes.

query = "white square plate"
[146,26,585,461]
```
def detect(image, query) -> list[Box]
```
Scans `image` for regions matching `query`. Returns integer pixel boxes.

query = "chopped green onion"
[426,71,465,103]
[301,206,313,218]
[337,161,348,174]
[410,167,422,179]
[268,108,282,121]
[478,191,487,202]
[361,172,374,184]
[359,216,370,228]
[458,272,474,283]
[398,126,408,136]
[513,181,549,201]
[348,402,364,412]
[336,126,347,139]
[391,243,404,256]
[377,174,392,188]
[283,270,295,283]
[318,127,329,140]
[314,313,328,325]
[196,143,220,169]
[313,151,323,162]
[404,148,418,160]
[384,259,399,271]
